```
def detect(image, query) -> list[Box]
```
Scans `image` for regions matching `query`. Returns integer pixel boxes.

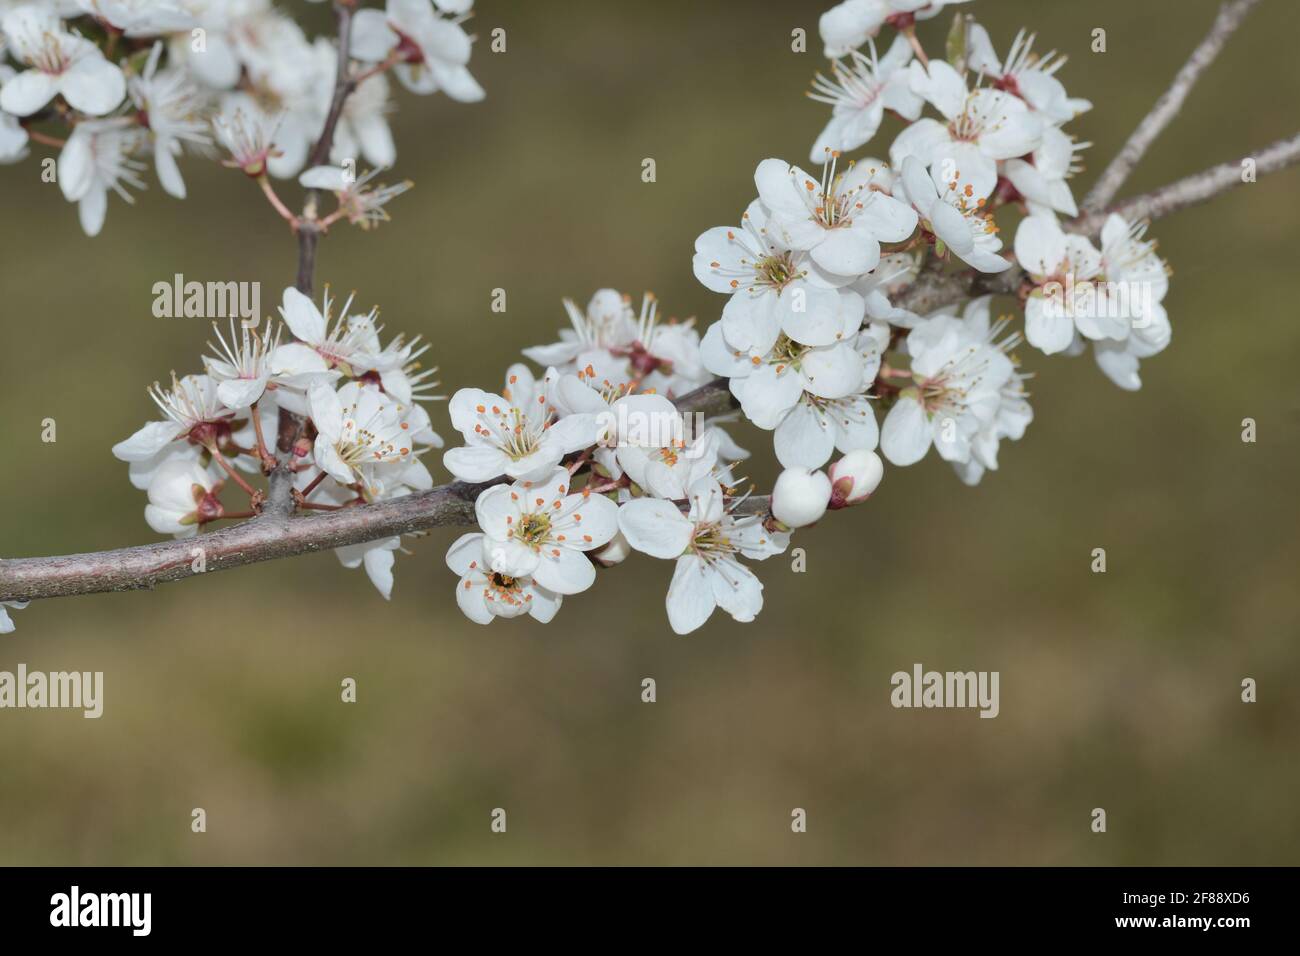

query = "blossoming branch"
[1,0,1296,639]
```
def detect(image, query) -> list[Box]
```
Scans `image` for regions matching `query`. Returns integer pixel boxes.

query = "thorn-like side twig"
[1071,131,1300,235]
[1081,0,1263,214]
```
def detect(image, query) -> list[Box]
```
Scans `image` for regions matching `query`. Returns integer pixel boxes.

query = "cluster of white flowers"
[442,290,783,633]
[0,0,1174,643]
[697,1,1171,488]
[0,0,481,235]
[437,0,1173,633]
[111,286,443,597]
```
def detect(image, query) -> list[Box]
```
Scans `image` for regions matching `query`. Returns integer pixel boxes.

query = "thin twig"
[207,445,260,501]
[272,0,357,514]
[1071,130,1300,235]
[21,126,67,149]
[1081,0,1263,213]
[295,0,358,296]
[258,175,299,225]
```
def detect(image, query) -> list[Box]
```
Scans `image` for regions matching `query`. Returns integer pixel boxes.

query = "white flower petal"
[112,420,179,462]
[526,584,563,623]
[443,444,511,482]
[485,536,539,579]
[811,226,880,277]
[666,555,717,635]
[446,532,487,575]
[737,363,804,428]
[350,8,399,61]
[710,558,764,623]
[617,499,693,559]
[559,493,619,549]
[774,401,835,470]
[532,545,596,595]
[778,282,850,347]
[455,574,495,624]
[77,185,108,237]
[61,57,126,116]
[800,344,865,399]
[0,69,57,116]
[474,484,520,540]
[880,397,932,466]
[216,376,267,410]
[280,287,326,344]
[1024,296,1076,355]
[544,412,602,454]
[361,539,400,600]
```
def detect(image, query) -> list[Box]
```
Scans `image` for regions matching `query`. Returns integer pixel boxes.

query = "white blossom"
[891,59,1042,190]
[756,155,918,283]
[618,478,789,635]
[895,155,1010,273]
[445,533,562,625]
[129,41,210,199]
[819,0,972,58]
[966,24,1092,126]
[443,364,601,482]
[879,298,1016,468]
[525,291,708,397]
[351,0,485,103]
[473,467,619,596]
[203,319,279,411]
[57,118,146,237]
[693,200,851,353]
[0,5,125,116]
[112,373,237,484]
[1003,126,1087,218]
[1092,214,1172,390]
[1014,213,1121,354]
[308,380,432,500]
[807,34,921,161]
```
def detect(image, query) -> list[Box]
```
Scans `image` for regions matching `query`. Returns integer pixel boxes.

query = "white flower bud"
[828,450,883,508]
[592,530,632,567]
[770,467,832,529]
[144,459,220,537]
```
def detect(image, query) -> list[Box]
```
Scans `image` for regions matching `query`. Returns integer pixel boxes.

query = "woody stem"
[207,445,260,501]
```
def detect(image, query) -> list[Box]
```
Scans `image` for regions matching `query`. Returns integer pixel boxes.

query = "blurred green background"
[1,0,1297,865]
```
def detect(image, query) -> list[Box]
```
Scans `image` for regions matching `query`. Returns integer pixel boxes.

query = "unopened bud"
[770,467,832,529]
[828,449,883,509]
